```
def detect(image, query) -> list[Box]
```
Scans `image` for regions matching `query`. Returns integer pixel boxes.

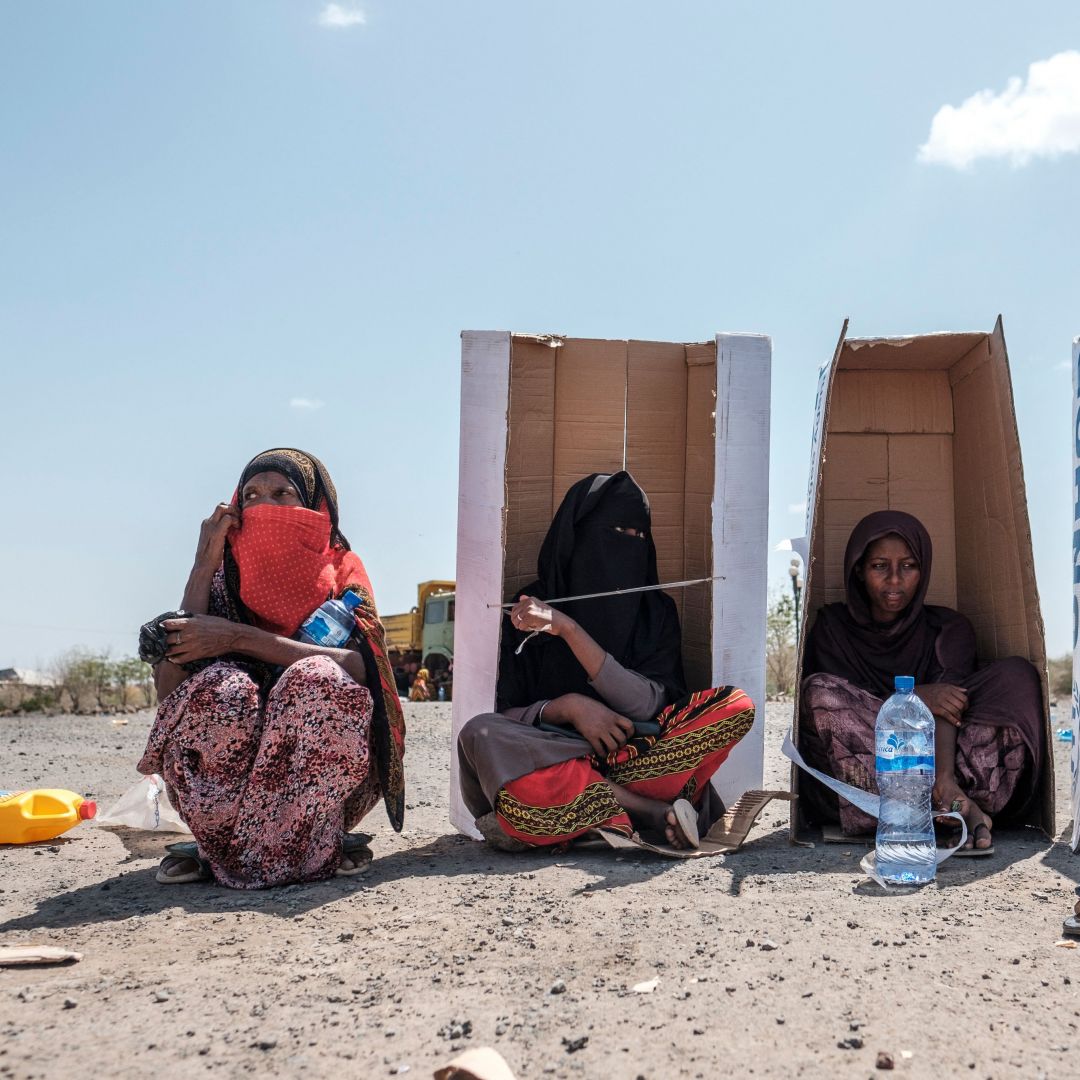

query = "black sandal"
[336,832,374,877]
[953,821,995,858]
[156,841,212,884]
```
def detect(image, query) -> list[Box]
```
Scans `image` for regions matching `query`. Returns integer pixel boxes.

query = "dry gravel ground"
[1,701,1078,1080]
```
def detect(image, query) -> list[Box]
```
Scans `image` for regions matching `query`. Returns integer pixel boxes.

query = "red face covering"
[227,504,353,637]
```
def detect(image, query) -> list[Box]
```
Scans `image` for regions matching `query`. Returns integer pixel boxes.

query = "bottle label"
[875,730,934,773]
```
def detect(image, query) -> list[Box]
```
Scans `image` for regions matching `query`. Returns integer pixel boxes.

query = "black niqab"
[497,472,685,710]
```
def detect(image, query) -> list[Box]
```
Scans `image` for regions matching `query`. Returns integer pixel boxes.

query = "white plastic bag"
[97,774,190,833]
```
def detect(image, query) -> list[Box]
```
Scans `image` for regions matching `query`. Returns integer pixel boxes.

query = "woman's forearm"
[230,624,366,683]
[555,618,606,680]
[935,718,958,781]
[180,565,217,615]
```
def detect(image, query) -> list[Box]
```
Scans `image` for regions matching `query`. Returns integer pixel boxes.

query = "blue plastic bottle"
[297,591,362,648]
[874,675,937,885]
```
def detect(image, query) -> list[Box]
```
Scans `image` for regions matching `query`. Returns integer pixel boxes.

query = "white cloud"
[290,397,326,411]
[317,3,365,28]
[788,501,807,516]
[918,50,1080,169]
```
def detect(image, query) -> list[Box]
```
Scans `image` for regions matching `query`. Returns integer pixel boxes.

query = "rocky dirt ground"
[1,702,1078,1080]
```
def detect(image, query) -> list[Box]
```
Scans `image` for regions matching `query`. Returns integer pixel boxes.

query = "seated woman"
[457,471,754,851]
[138,448,405,889]
[800,510,1044,853]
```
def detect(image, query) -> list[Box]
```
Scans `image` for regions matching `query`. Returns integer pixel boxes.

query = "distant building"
[0,668,57,688]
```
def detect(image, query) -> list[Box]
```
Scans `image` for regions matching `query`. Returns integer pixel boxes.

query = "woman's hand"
[915,683,968,727]
[510,595,573,638]
[162,615,242,665]
[545,693,634,756]
[193,503,241,571]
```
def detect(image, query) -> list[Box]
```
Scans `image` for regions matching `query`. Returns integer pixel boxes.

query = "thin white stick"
[489,575,723,609]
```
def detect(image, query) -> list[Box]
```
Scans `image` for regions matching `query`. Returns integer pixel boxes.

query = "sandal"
[671,799,701,850]
[335,832,374,877]
[953,821,995,858]
[156,841,212,884]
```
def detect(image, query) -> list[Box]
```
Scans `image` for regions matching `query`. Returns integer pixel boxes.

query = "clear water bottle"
[297,591,362,647]
[874,675,937,885]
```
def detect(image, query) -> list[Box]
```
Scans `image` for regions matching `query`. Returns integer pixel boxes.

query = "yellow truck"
[382,580,456,676]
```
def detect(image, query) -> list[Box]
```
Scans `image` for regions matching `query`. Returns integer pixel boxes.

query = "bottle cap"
[342,590,362,610]
[894,675,915,693]
[78,800,97,820]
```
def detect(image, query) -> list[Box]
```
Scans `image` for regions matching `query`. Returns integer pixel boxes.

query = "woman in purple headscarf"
[799,511,1045,853]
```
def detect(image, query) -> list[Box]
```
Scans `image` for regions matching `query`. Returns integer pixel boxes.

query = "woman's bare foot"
[933,780,993,851]
[603,780,697,848]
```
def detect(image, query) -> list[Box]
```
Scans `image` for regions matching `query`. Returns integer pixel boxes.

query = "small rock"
[776,1017,785,1025]
[838,1037,864,1050]
[62,998,77,1010]
[758,940,778,952]
[562,1035,588,1053]
[550,979,567,995]
[876,1051,895,1070]
[338,932,355,942]
[846,920,859,929]
[153,990,169,1004]
[254,1038,277,1051]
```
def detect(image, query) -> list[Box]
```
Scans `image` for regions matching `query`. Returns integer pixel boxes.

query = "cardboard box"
[793,317,1054,838]
[451,331,772,836]
[1071,335,1080,851]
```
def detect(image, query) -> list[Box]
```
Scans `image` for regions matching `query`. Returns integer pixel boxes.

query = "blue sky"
[1,2,1078,668]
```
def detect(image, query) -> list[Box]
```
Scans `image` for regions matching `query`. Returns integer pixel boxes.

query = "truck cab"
[421,590,455,675]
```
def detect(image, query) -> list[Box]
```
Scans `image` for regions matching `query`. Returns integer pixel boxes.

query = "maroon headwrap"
[804,511,974,696]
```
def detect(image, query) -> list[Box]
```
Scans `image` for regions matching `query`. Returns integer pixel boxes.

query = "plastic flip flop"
[156,842,212,884]
[672,799,700,850]
[952,822,994,858]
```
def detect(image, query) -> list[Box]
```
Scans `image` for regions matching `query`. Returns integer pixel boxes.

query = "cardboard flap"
[596,789,793,859]
[793,317,1053,840]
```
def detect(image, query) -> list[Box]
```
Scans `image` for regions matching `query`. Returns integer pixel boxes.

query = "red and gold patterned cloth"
[493,686,754,847]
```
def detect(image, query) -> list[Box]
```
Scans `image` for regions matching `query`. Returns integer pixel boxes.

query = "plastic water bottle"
[0,789,97,844]
[874,675,936,885]
[297,591,362,647]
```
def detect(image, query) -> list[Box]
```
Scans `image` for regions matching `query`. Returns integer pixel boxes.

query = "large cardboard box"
[1071,335,1080,851]
[793,317,1053,838]
[450,331,772,837]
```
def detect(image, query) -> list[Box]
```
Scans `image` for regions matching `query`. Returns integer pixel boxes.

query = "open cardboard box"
[792,316,1054,840]
[450,331,772,839]
[1071,335,1079,852]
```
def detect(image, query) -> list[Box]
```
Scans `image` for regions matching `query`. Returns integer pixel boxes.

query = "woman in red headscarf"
[799,510,1045,854]
[138,449,405,889]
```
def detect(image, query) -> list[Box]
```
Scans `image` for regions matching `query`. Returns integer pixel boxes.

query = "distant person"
[409,667,432,702]
[799,511,1045,854]
[138,448,405,888]
[457,471,754,851]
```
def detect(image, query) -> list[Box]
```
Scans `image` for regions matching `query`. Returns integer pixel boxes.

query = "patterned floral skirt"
[493,686,755,847]
[799,671,1032,835]
[138,656,379,889]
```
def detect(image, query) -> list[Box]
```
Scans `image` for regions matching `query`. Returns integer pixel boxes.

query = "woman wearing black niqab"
[457,472,754,851]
